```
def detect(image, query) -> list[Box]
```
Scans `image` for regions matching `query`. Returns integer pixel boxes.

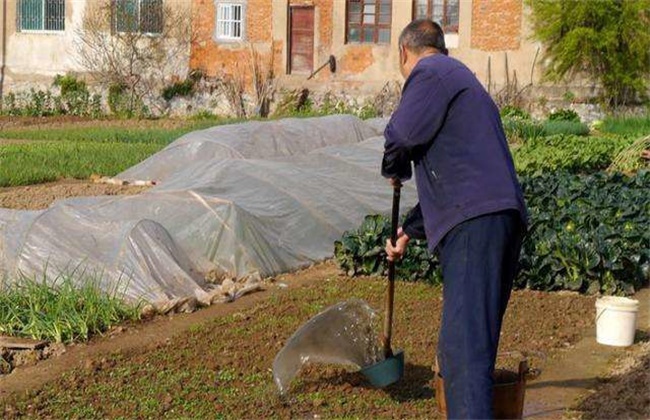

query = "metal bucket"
[434,359,529,419]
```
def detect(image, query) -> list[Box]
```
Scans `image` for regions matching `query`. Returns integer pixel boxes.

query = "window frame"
[112,0,164,36]
[17,0,65,33]
[214,1,246,42]
[412,0,459,34]
[345,0,392,45]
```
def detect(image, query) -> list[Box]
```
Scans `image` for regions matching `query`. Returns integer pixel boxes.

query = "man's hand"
[386,228,410,261]
[389,177,402,187]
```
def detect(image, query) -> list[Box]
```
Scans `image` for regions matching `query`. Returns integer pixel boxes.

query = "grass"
[541,120,590,137]
[600,114,650,137]
[0,272,141,343]
[0,141,163,187]
[0,117,241,187]
[0,119,233,144]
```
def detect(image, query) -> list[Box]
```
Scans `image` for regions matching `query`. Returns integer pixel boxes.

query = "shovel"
[359,182,405,387]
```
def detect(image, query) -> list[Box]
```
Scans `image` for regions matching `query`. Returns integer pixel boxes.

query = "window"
[18,0,65,32]
[216,3,244,40]
[413,0,459,33]
[113,0,163,34]
[346,0,391,44]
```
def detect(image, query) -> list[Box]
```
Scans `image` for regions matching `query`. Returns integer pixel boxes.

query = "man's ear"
[399,45,408,66]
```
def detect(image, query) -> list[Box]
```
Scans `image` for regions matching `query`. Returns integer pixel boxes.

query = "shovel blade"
[360,349,405,388]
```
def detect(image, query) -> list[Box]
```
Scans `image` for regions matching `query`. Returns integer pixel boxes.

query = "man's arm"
[382,66,451,180]
[402,203,426,240]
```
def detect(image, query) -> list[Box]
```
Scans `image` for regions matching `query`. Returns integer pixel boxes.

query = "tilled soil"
[0,179,149,210]
[1,262,599,419]
[571,341,650,419]
[0,115,189,131]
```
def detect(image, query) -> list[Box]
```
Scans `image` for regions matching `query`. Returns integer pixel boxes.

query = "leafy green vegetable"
[334,171,649,295]
[513,134,633,174]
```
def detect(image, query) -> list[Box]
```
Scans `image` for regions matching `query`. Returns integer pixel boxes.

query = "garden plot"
[0,115,417,311]
[0,180,148,210]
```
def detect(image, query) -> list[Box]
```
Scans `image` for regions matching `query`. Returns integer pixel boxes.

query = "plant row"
[0,274,141,343]
[512,134,635,174]
[334,170,649,295]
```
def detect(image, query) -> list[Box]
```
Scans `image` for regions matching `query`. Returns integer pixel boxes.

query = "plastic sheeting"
[272,299,382,394]
[0,115,415,311]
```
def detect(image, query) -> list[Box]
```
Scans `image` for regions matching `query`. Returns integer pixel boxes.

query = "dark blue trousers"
[436,209,524,419]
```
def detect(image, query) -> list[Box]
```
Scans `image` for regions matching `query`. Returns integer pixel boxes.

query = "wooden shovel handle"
[382,182,401,359]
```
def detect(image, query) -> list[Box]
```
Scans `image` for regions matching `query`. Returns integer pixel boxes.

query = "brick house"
[190,0,547,97]
[0,0,575,111]
[0,0,191,94]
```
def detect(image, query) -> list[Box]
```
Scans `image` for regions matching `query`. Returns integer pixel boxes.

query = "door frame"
[287,5,315,75]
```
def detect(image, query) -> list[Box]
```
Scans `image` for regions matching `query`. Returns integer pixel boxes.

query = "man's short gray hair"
[399,19,448,56]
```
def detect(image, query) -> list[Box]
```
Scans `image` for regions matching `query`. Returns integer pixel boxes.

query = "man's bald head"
[399,19,448,56]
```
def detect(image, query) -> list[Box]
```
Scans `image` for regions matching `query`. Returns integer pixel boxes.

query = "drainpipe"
[0,0,7,106]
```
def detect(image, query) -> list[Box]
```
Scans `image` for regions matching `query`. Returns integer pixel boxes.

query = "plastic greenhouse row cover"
[0,116,416,312]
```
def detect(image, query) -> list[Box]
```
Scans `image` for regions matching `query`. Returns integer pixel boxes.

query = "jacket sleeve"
[382,65,451,180]
[402,203,427,240]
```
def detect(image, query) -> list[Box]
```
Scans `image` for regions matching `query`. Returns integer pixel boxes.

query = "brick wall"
[471,0,523,51]
[190,0,273,77]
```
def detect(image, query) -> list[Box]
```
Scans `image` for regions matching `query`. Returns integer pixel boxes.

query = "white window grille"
[18,0,65,32]
[413,0,459,34]
[216,3,243,40]
[346,0,392,44]
[113,0,163,35]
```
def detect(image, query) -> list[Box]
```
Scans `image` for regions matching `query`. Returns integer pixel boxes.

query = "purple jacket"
[382,54,527,251]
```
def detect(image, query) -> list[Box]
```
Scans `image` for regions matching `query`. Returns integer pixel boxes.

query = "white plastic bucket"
[595,296,639,347]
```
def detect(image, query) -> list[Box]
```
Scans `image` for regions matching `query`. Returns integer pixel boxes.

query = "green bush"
[52,73,102,117]
[162,79,195,101]
[1,75,102,117]
[548,108,581,123]
[108,82,148,118]
[541,120,590,136]
[526,0,650,107]
[513,134,632,174]
[334,171,649,295]
[1,89,60,117]
[500,105,531,120]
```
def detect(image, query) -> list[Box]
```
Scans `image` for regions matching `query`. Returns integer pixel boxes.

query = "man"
[382,20,528,419]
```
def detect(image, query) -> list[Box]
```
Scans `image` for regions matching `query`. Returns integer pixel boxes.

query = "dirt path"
[524,288,649,419]
[0,116,189,131]
[0,179,149,210]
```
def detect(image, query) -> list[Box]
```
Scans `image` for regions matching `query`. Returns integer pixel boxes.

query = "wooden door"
[289,7,314,74]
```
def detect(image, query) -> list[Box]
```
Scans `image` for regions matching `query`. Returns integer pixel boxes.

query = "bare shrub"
[75,1,195,116]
